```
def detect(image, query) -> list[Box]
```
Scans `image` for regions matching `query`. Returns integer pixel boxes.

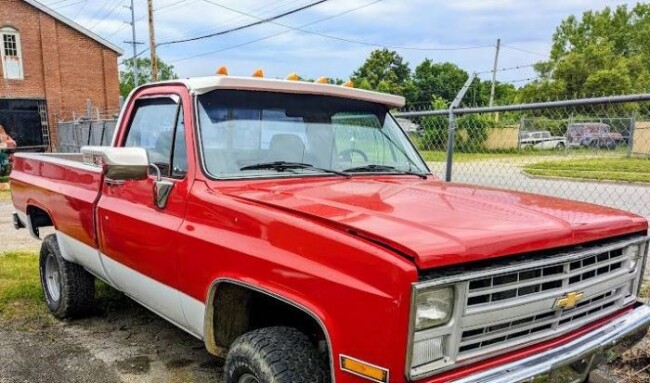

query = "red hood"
[217,177,647,269]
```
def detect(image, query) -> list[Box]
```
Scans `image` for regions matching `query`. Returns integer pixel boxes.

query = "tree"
[351,49,411,96]
[524,4,650,100]
[119,57,179,97]
[411,60,469,105]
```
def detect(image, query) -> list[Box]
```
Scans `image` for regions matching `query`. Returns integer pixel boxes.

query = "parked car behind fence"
[519,130,567,150]
[567,122,622,149]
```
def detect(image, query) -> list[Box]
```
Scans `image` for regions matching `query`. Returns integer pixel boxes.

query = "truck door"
[96,90,191,330]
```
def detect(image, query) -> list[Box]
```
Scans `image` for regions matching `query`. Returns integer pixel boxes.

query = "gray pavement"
[428,158,650,220]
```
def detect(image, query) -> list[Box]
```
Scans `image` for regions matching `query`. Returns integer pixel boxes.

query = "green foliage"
[419,96,494,151]
[526,3,650,100]
[412,60,468,104]
[456,114,494,152]
[119,57,179,97]
[351,49,411,96]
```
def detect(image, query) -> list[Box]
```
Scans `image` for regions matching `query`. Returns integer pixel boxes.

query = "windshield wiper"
[343,164,428,179]
[240,161,351,178]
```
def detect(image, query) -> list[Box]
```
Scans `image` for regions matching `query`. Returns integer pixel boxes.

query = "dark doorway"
[0,99,49,149]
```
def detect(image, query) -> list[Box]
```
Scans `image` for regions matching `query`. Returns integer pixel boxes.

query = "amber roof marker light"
[252,68,265,78]
[215,66,229,76]
[286,72,300,81]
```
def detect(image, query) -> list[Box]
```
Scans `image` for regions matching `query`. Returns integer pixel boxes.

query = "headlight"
[625,243,642,271]
[414,287,454,331]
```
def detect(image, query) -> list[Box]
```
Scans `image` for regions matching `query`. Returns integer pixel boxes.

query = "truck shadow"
[67,281,224,383]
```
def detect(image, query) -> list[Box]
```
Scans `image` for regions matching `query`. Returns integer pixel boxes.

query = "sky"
[45,0,639,85]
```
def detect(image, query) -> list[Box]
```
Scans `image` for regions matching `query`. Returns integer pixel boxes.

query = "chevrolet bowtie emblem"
[554,291,584,310]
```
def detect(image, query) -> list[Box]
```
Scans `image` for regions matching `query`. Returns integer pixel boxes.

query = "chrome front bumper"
[453,304,650,383]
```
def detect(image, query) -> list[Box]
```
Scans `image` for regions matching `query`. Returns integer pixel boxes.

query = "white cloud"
[46,0,639,84]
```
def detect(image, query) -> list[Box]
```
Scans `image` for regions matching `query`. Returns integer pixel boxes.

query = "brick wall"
[0,0,120,149]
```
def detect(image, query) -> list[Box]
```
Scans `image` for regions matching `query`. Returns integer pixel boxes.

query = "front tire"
[39,234,95,319]
[224,327,328,383]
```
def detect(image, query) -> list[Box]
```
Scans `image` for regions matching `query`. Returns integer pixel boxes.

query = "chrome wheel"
[238,374,260,383]
[45,252,61,302]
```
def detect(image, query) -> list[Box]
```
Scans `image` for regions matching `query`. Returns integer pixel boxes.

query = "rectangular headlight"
[415,286,454,331]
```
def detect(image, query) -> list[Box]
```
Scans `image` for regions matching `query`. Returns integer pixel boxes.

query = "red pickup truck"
[10,75,650,383]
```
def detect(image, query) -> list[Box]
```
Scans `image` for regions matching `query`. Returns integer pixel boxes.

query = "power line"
[201,0,493,52]
[53,0,83,10]
[502,44,547,58]
[156,0,331,47]
[47,0,77,6]
[476,63,536,75]
[120,0,333,64]
[168,0,383,63]
[88,0,125,30]
[504,76,542,84]
[104,0,197,39]
[158,0,302,42]
[168,0,493,64]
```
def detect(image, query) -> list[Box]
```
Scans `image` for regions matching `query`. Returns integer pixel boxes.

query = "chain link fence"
[395,94,650,219]
[57,119,117,153]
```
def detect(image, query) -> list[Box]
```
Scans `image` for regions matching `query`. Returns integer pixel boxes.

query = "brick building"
[0,0,123,150]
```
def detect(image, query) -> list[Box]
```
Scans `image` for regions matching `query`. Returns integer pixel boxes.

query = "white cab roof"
[161,76,405,108]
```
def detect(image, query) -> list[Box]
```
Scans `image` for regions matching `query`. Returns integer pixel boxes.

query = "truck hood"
[219,177,647,269]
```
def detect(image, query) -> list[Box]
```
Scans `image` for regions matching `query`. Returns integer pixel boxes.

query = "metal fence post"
[628,112,636,158]
[444,72,478,182]
[445,109,456,182]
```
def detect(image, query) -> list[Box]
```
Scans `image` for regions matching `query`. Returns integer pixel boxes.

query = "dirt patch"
[0,287,224,383]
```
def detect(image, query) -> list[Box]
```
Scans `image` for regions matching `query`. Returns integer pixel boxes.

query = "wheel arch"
[25,203,55,239]
[203,278,335,382]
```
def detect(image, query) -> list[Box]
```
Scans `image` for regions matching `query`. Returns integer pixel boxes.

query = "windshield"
[196,90,428,179]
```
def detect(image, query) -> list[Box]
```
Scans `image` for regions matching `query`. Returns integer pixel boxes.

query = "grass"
[641,283,650,299]
[0,190,10,202]
[0,250,131,330]
[0,251,50,329]
[0,176,8,183]
[524,158,650,183]
[418,146,628,163]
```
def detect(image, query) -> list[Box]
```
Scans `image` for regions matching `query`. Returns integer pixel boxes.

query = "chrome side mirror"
[149,164,173,209]
[81,146,149,181]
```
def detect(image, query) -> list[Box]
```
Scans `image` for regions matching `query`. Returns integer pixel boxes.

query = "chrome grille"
[459,286,623,354]
[466,248,625,307]
[407,236,648,381]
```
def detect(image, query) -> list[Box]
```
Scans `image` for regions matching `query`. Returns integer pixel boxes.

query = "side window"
[124,97,180,178]
[1,27,24,80]
[171,108,188,178]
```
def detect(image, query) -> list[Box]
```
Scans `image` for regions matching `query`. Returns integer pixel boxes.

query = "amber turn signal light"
[340,355,389,383]
[215,66,229,76]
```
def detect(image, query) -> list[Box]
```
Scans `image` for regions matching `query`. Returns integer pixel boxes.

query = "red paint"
[10,83,648,383]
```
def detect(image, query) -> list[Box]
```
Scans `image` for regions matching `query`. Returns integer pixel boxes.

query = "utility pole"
[489,38,501,108]
[489,38,501,121]
[147,0,158,82]
[124,0,144,88]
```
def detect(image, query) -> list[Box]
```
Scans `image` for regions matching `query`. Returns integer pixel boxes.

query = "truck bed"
[10,152,103,248]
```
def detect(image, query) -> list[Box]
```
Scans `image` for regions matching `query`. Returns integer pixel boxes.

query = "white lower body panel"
[54,230,205,340]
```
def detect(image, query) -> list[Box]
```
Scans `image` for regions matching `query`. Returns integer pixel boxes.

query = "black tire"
[39,234,95,319]
[555,142,565,150]
[224,327,328,383]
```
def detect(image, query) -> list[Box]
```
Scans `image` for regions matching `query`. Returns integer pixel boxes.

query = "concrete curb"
[522,171,650,187]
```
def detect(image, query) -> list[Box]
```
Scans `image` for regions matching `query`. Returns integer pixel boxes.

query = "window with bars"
[1,27,23,80]
[3,34,18,57]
